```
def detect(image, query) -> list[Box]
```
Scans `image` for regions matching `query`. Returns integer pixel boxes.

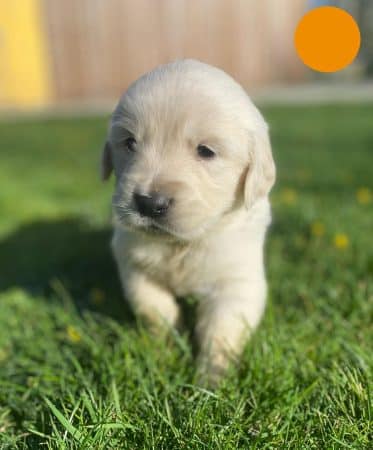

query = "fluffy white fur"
[101,59,276,384]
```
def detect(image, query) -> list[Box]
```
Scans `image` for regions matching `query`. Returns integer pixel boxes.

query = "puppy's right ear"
[244,126,276,209]
[101,141,113,181]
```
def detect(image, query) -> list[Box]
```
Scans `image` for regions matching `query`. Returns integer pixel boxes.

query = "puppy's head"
[102,60,275,241]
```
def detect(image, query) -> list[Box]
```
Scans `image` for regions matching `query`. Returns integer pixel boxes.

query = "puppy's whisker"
[113,203,134,223]
[113,202,130,209]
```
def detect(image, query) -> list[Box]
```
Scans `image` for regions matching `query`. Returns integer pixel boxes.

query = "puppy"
[101,59,275,384]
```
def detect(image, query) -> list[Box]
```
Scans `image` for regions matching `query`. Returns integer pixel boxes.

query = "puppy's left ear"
[244,126,276,209]
[101,141,113,181]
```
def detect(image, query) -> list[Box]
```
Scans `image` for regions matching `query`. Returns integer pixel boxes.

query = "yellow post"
[0,0,52,107]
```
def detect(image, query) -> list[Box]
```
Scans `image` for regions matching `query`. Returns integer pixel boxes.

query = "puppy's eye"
[197,145,215,159]
[124,137,136,152]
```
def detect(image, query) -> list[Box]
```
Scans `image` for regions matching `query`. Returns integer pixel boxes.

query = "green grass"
[0,104,372,449]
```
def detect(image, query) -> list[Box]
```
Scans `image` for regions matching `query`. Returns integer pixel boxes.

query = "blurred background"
[1,0,373,111]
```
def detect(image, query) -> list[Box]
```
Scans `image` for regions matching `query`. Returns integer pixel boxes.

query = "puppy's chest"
[130,241,211,296]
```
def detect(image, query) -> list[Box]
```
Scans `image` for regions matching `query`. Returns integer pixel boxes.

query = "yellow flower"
[281,188,298,205]
[27,376,36,387]
[356,187,371,205]
[66,325,81,343]
[0,348,8,362]
[90,288,105,305]
[311,221,325,237]
[333,233,349,250]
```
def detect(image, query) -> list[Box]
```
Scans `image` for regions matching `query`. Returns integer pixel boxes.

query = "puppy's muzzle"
[133,191,172,219]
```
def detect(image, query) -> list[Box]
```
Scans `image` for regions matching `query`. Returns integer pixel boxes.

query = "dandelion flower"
[0,349,7,362]
[334,233,349,250]
[356,187,371,205]
[281,188,298,205]
[311,221,325,237]
[66,325,81,343]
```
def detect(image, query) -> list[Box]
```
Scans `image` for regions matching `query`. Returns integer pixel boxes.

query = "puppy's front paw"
[136,307,183,338]
[196,349,234,388]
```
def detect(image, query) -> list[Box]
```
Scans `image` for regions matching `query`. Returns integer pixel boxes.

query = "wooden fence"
[0,0,306,106]
[1,0,307,107]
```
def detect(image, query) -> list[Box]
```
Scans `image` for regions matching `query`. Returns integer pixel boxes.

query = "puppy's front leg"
[196,281,266,385]
[118,265,181,333]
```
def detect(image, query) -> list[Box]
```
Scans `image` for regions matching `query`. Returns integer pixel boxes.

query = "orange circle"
[294,6,361,73]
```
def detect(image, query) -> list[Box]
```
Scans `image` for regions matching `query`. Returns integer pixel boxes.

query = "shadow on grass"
[0,213,311,325]
[0,217,131,321]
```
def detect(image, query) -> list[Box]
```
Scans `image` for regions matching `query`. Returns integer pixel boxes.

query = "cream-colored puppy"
[101,59,275,384]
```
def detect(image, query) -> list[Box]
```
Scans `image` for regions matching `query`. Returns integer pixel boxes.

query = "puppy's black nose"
[133,191,171,218]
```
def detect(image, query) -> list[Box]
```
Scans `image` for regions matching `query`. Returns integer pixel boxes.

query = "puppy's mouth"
[147,221,171,235]
[113,203,176,237]
[113,201,214,242]
[131,218,180,240]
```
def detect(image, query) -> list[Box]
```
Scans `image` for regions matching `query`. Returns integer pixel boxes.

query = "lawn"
[0,104,372,449]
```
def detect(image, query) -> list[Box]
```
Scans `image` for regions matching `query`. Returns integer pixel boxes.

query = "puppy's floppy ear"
[101,141,113,181]
[244,126,276,209]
